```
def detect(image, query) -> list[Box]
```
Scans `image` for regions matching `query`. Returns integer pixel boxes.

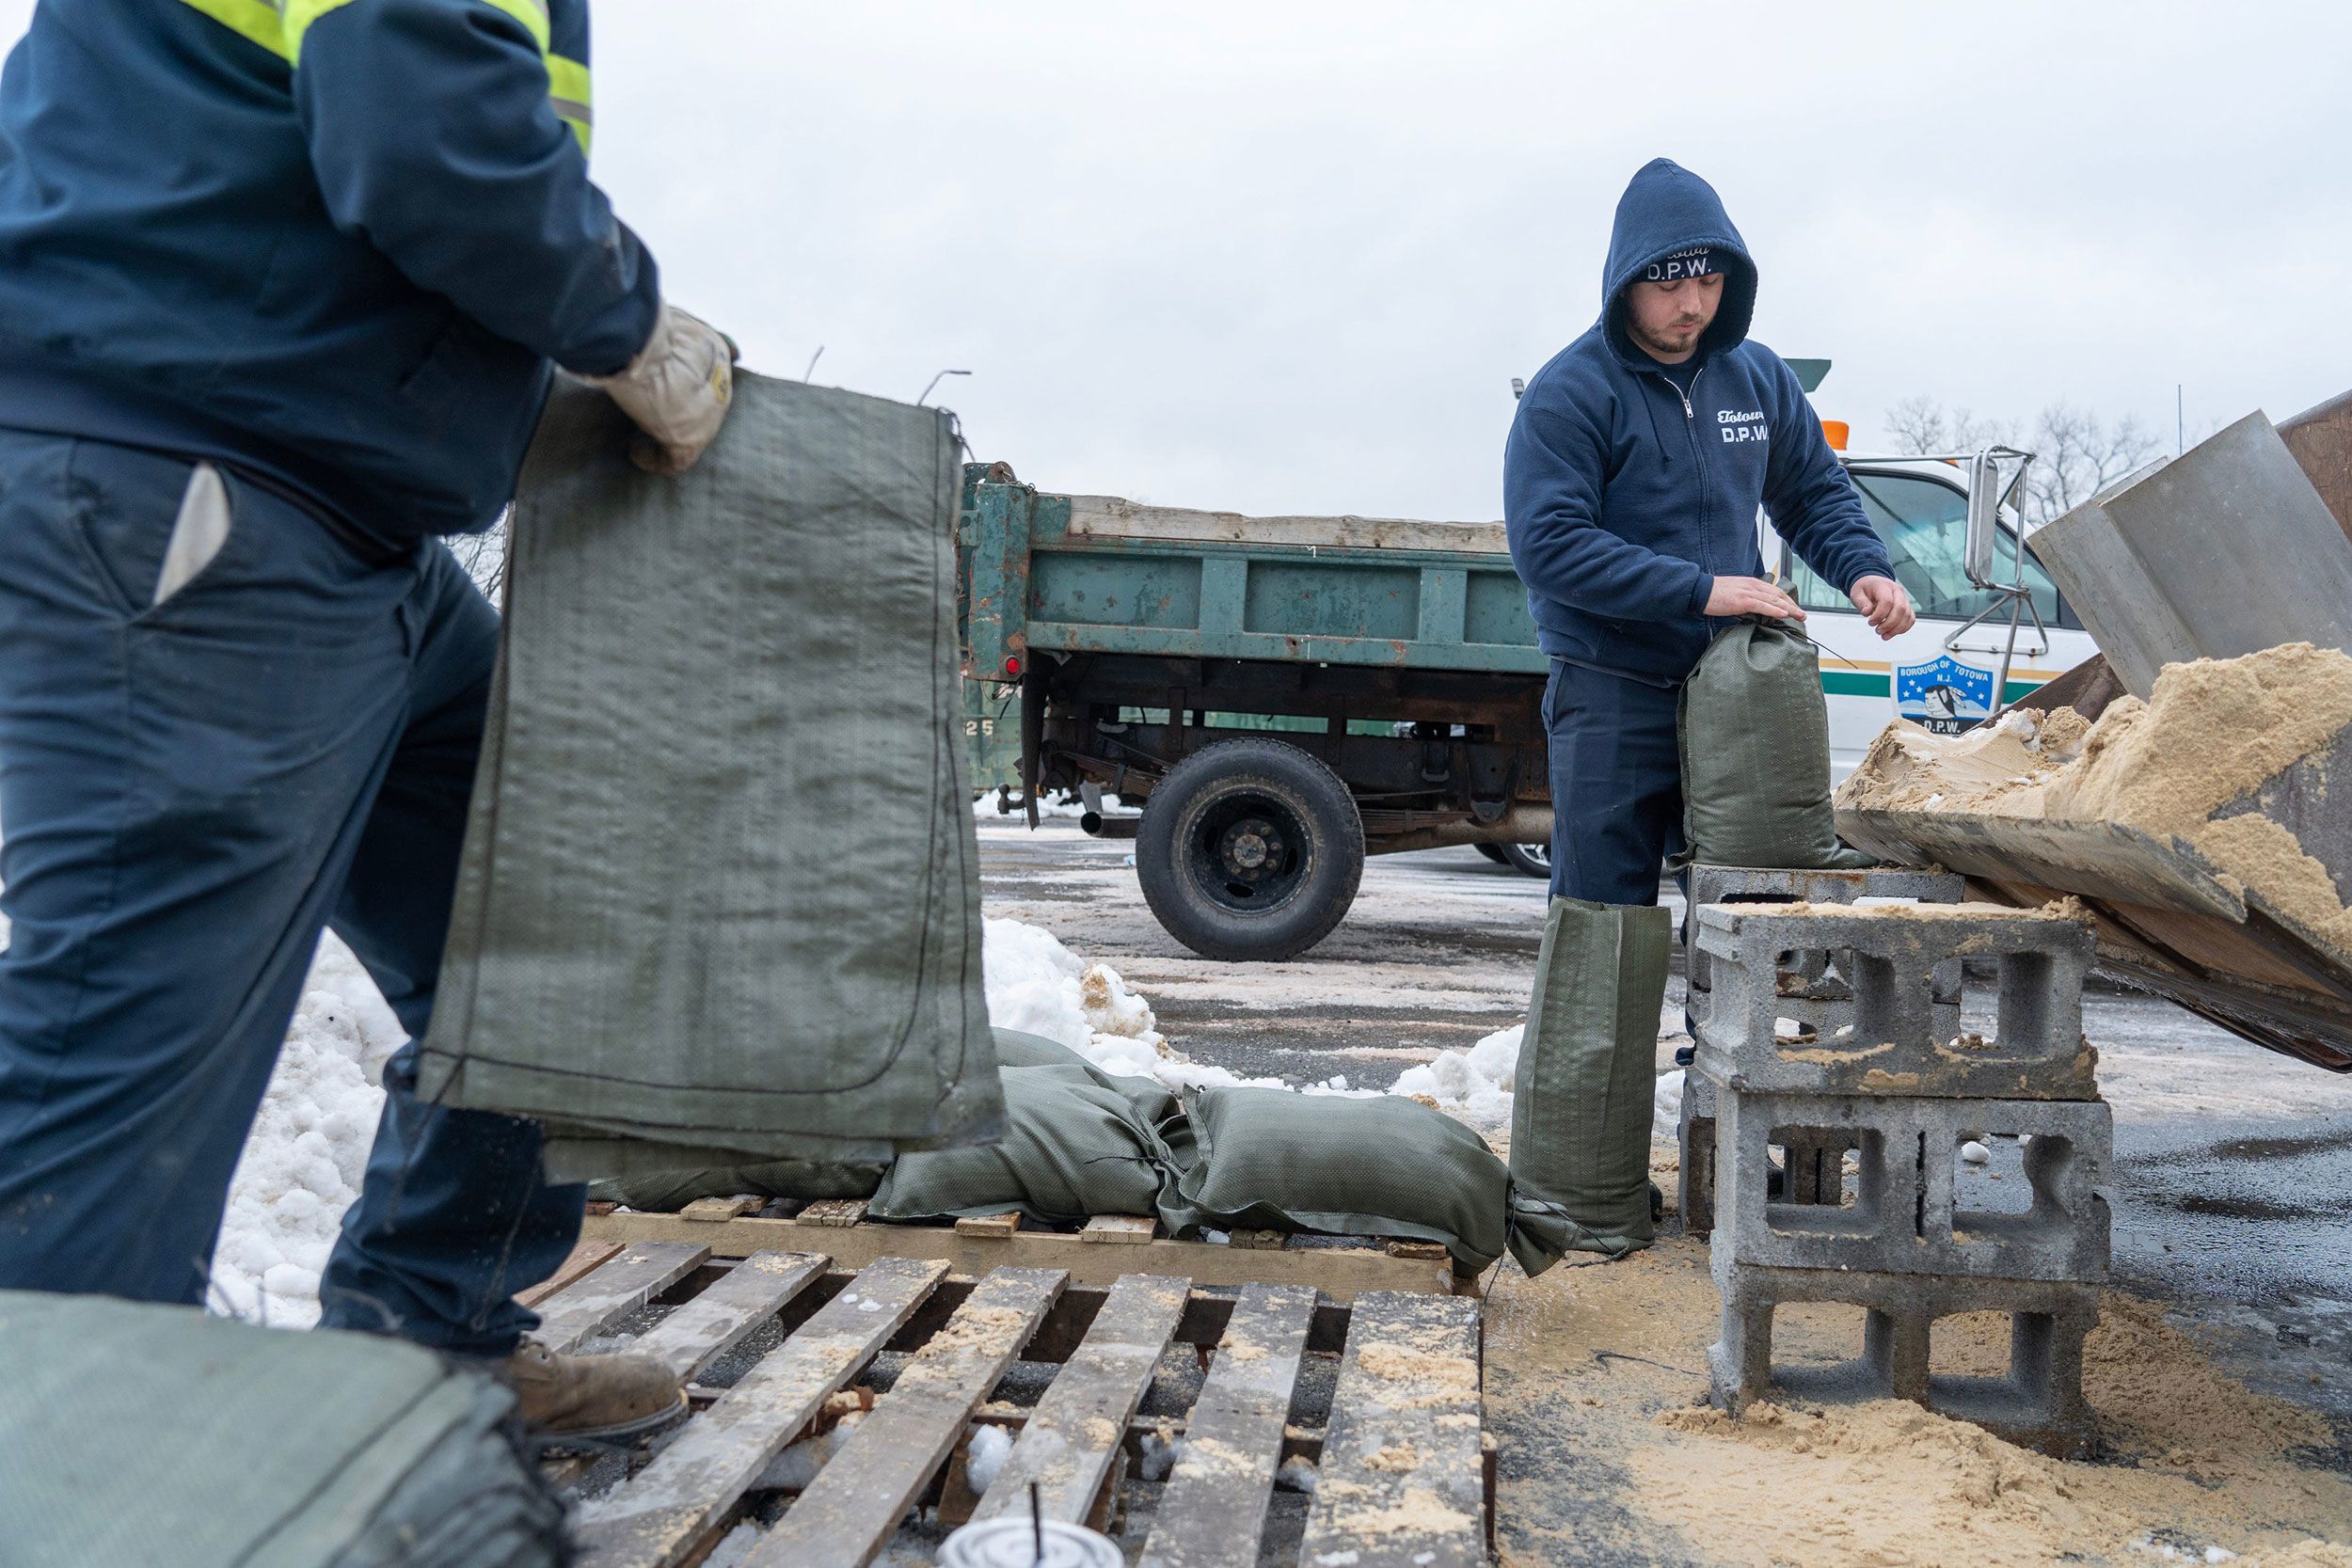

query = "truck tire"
[1136,737,1364,961]
[1472,842,1510,865]
[1498,839,1551,879]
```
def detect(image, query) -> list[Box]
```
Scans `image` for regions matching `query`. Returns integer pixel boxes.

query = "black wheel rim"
[1180,787,1311,915]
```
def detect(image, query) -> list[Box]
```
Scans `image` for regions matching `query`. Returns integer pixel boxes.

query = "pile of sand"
[1836,642,2352,959]
[1484,1230,2352,1568]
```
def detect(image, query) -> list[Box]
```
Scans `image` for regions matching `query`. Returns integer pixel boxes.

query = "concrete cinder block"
[1681,1065,1868,1242]
[1708,1257,2099,1457]
[1677,1062,1720,1237]
[1685,865,1966,1037]
[1692,902,2097,1101]
[1709,1087,2112,1282]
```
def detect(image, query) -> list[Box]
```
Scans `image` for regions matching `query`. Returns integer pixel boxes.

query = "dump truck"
[958,436,2093,960]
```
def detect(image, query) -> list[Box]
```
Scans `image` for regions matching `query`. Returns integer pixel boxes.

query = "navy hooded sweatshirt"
[1503,159,1894,685]
[0,0,657,546]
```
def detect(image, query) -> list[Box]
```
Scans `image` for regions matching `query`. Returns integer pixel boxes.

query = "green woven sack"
[1676,618,1872,871]
[419,373,1001,1178]
[871,1061,1187,1227]
[0,1291,564,1568]
[1177,1087,1557,1276]
[587,1030,1089,1211]
[1507,896,1674,1267]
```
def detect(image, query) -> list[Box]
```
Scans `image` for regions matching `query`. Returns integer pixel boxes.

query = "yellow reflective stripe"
[279,0,358,61]
[175,0,587,156]
[174,0,293,60]
[477,0,551,52]
[547,53,591,154]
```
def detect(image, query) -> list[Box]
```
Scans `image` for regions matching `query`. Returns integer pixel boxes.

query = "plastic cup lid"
[934,1517,1123,1568]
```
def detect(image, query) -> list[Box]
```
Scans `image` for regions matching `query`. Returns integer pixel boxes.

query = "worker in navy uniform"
[1505,159,1915,912]
[0,0,731,1440]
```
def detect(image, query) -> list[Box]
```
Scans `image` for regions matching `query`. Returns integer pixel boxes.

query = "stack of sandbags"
[419,373,1001,1180]
[0,1291,564,1567]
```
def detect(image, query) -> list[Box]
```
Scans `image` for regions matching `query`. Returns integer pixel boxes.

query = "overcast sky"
[7,2,2348,520]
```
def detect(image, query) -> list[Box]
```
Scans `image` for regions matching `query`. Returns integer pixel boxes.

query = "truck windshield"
[1786,470,2074,628]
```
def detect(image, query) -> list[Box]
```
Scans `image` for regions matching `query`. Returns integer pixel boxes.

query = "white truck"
[1775,446,2098,781]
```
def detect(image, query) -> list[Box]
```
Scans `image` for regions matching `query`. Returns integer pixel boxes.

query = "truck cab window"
[1785,470,2074,627]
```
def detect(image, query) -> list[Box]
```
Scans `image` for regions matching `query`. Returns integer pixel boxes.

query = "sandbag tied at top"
[0,1291,564,1568]
[420,373,1001,1180]
[1676,617,1874,872]
[870,1059,1191,1230]
[1507,895,1675,1270]
[1176,1086,1554,1277]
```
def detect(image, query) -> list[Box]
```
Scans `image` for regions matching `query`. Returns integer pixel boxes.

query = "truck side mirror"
[1963,445,2030,590]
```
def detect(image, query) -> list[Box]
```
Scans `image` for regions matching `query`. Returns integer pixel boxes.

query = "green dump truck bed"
[961,467,1545,682]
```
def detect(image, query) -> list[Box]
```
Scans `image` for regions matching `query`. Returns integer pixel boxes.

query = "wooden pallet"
[578,1199,1462,1301]
[543,1243,1493,1568]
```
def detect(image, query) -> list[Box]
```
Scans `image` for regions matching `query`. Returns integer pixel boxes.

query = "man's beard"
[1630,318,1705,358]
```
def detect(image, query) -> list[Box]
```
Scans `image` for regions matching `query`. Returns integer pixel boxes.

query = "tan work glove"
[590,303,738,474]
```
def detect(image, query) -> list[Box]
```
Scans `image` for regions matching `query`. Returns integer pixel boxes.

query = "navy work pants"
[0,430,579,1354]
[1541,657,1686,907]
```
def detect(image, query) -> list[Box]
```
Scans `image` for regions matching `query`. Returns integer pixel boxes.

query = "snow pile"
[980,917,1284,1093]
[1388,1023,1684,1142]
[1388,1023,1522,1129]
[751,1409,865,1491]
[963,1422,1014,1494]
[1276,1454,1320,1494]
[208,934,404,1327]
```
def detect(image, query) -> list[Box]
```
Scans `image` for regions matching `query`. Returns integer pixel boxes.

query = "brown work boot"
[496,1338,687,1446]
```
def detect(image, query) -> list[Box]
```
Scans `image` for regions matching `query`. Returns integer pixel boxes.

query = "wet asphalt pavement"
[979,816,2352,1420]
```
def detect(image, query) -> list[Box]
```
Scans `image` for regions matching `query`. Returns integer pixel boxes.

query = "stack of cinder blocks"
[1677,867,2107,1455]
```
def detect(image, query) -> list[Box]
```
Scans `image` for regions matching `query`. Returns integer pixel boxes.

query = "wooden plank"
[679,1196,760,1223]
[1080,1214,1157,1245]
[569,1255,947,1568]
[798,1198,866,1227]
[972,1274,1188,1525]
[581,1211,1452,1300]
[1296,1291,1486,1568]
[953,1212,1021,1240]
[533,1242,709,1354]
[743,1266,1067,1568]
[516,1239,623,1308]
[628,1251,827,1381]
[1138,1283,1318,1568]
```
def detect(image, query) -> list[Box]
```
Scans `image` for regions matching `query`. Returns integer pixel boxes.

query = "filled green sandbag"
[987,1026,1097,1071]
[871,1061,1189,1227]
[589,1157,887,1213]
[0,1291,564,1568]
[1175,1087,1556,1276]
[1507,896,1675,1268]
[1675,617,1873,871]
[586,1029,1105,1211]
[419,374,1002,1179]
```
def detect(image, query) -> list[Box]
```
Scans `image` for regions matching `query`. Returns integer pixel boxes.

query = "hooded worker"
[1500,160,1913,1261]
[1505,157,1911,907]
[0,0,730,1440]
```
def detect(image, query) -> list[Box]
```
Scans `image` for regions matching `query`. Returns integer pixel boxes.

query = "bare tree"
[1881,394,2017,458]
[1877,397,2161,527]
[443,514,510,606]
[2019,402,2162,526]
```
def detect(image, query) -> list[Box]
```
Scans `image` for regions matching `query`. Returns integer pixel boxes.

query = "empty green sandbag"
[1507,895,1674,1267]
[1676,617,1872,871]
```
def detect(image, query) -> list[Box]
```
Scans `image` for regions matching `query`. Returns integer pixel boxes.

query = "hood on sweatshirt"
[1600,158,1756,367]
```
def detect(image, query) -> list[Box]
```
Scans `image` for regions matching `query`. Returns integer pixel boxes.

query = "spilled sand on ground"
[1484,1191,2352,1568]
[1836,642,2352,960]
